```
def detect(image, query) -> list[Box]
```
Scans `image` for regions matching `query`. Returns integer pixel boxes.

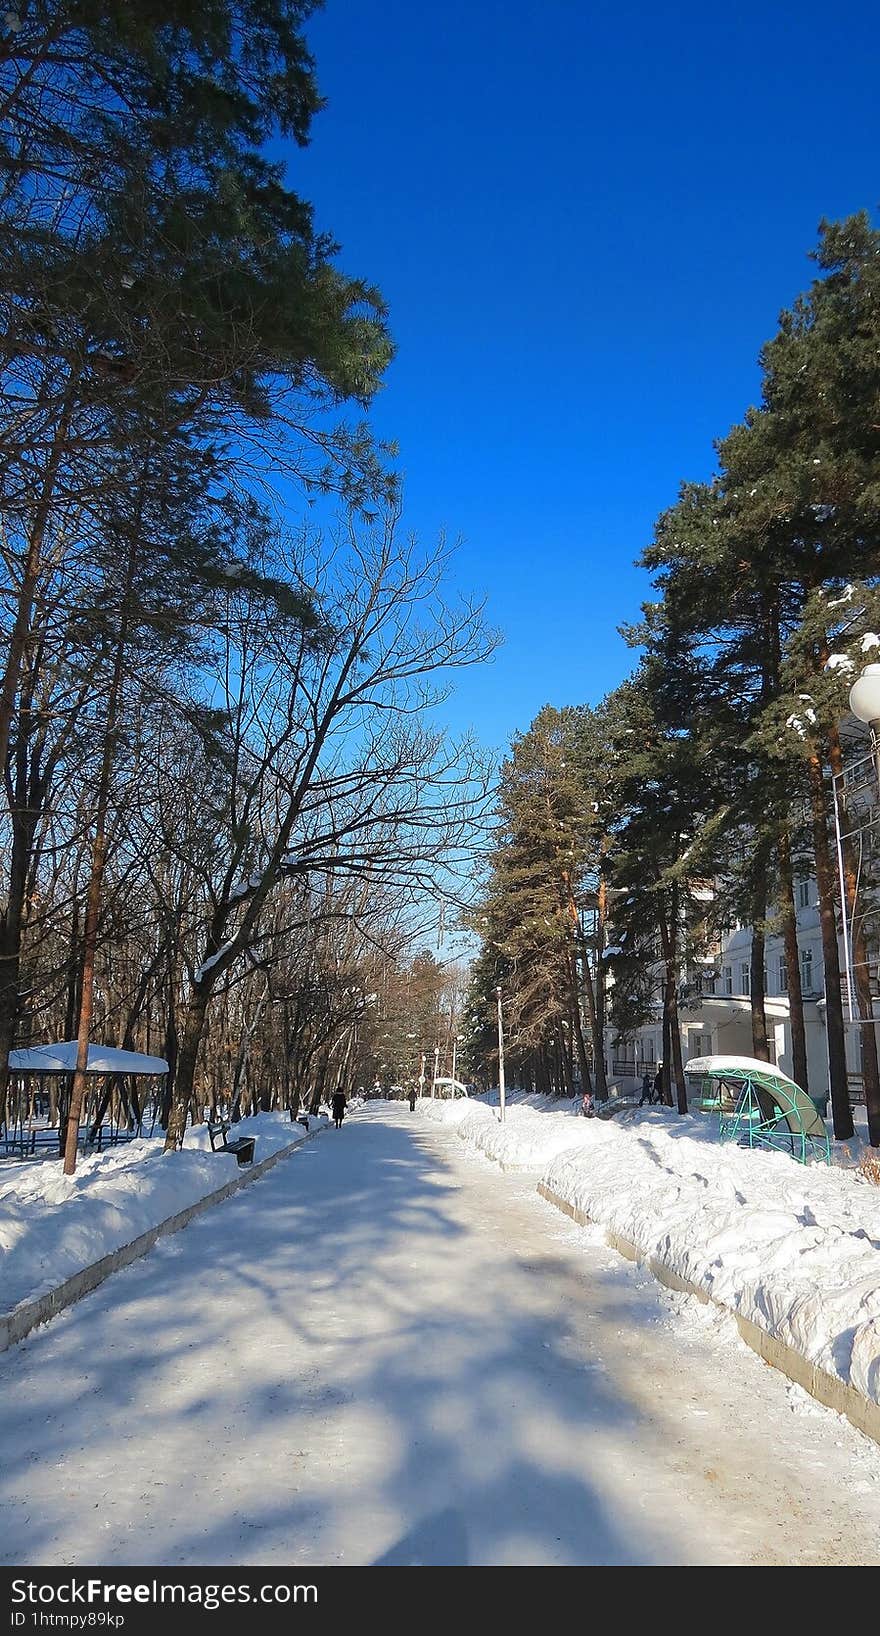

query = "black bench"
[4,1127,69,1158]
[207,1121,255,1166]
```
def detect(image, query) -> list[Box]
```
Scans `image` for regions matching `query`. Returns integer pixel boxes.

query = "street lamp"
[850,663,880,800]
[496,985,506,1123]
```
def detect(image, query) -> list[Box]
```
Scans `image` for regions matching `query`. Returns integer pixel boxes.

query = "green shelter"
[684,1054,830,1165]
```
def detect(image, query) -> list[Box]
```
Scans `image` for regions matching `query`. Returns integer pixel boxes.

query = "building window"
[779,955,788,994]
[801,948,814,994]
[797,880,810,909]
[723,965,733,995]
[740,963,750,996]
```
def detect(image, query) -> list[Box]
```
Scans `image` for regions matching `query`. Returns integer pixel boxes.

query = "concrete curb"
[0,1123,328,1355]
[536,1181,880,1448]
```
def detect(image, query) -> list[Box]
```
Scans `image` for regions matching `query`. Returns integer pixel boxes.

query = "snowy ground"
[417,1093,880,1409]
[0,1111,328,1314]
[1,1103,880,1566]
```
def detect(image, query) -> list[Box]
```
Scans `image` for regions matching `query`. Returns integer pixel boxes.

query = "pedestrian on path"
[332,1086,347,1129]
[408,1086,417,1112]
[639,1071,652,1107]
[653,1064,664,1105]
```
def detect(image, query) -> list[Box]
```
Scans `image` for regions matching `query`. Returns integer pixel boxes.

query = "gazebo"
[430,1077,469,1100]
[685,1054,830,1165]
[3,1041,169,1158]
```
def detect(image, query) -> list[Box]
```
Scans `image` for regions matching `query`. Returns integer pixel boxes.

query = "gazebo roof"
[7,1042,169,1076]
[684,1054,801,1092]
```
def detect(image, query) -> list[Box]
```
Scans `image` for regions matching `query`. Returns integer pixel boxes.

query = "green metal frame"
[690,1065,831,1165]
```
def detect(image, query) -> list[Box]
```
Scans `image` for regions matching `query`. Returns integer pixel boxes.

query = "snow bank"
[437,1098,880,1408]
[458,1101,592,1170]
[415,1095,478,1126]
[417,1091,585,1152]
[0,1111,326,1314]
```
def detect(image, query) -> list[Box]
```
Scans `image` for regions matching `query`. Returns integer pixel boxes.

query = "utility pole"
[431,1043,439,1098]
[496,985,506,1123]
[418,1052,425,1099]
[451,1034,458,1090]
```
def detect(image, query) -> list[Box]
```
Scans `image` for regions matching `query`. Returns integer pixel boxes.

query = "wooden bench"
[207,1121,255,1166]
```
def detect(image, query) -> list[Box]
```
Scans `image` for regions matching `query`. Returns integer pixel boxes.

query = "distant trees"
[1,507,494,1161]
[359,947,465,1095]
[468,705,606,1098]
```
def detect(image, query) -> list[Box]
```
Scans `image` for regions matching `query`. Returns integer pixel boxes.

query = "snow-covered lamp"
[849,664,880,726]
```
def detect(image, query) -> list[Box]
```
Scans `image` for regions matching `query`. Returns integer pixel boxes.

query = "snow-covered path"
[2,1104,880,1567]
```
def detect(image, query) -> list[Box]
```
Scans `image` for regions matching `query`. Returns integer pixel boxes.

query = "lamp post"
[431,1043,439,1098]
[451,1033,460,1090]
[496,985,506,1123]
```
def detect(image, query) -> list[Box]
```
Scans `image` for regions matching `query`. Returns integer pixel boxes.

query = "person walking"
[639,1070,652,1107]
[653,1063,664,1105]
[408,1085,417,1112]
[331,1086,347,1129]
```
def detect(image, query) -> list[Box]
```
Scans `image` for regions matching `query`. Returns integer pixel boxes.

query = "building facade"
[605,877,865,1101]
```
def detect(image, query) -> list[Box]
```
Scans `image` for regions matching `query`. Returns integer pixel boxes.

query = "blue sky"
[290,0,878,754]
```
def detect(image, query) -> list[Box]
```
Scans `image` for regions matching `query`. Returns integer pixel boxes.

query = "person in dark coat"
[331,1087,347,1129]
[639,1070,652,1107]
[408,1085,417,1112]
[653,1064,664,1105]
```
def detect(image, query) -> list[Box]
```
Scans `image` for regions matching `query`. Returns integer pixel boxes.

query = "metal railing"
[611,1058,656,1078]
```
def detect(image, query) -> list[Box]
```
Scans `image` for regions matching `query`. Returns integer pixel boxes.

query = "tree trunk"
[0,389,76,778]
[165,985,211,1149]
[749,886,770,1062]
[62,818,108,1172]
[0,783,33,1122]
[660,999,672,1106]
[777,825,809,1093]
[576,925,607,1098]
[669,995,687,1113]
[230,982,268,1121]
[536,1047,550,1096]
[659,896,687,1113]
[851,916,880,1147]
[62,535,139,1174]
[558,1024,574,1097]
[808,751,853,1139]
[596,868,608,1046]
[567,953,593,1095]
[828,729,880,1146]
